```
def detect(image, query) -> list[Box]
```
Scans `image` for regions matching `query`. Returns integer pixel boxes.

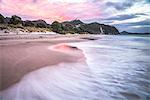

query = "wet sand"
[0,35,95,91]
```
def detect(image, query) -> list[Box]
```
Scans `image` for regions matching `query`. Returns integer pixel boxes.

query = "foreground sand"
[0,34,98,91]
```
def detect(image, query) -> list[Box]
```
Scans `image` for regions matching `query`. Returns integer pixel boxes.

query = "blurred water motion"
[1,35,150,100]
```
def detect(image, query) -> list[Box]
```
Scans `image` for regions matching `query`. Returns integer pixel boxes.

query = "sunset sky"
[0,0,150,32]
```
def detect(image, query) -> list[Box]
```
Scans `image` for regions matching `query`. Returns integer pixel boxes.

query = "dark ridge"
[120,31,150,35]
[0,13,120,35]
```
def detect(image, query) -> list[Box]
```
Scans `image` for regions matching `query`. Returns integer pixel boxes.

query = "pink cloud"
[0,0,102,23]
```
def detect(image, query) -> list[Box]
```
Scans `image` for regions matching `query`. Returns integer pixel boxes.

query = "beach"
[1,0,149,99]
[0,34,99,91]
[1,35,150,100]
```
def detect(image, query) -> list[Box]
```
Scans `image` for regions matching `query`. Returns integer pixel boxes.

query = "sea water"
[1,35,150,100]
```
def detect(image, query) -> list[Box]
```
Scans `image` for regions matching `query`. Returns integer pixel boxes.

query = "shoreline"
[0,33,100,40]
[0,35,98,91]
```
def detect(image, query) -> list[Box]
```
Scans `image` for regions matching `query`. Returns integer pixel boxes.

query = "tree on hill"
[10,15,22,25]
[23,20,35,27]
[32,20,48,28]
[51,21,64,34]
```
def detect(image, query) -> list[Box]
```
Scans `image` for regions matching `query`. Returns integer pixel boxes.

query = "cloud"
[128,26,150,33]
[100,0,150,33]
[113,19,150,27]
[106,2,133,10]
[104,0,146,11]
[105,14,137,21]
[102,13,148,22]
[111,18,150,33]
[112,24,150,33]
[0,0,149,33]
[0,0,102,22]
[127,19,150,26]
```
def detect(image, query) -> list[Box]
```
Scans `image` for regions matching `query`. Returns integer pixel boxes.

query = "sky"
[0,0,150,32]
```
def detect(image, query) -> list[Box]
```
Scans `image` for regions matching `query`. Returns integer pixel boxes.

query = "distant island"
[0,14,119,35]
[120,31,150,35]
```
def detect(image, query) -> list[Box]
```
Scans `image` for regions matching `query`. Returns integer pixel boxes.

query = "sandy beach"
[0,34,98,91]
[1,1,150,99]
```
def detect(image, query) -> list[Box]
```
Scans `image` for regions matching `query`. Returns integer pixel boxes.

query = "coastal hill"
[0,14,119,35]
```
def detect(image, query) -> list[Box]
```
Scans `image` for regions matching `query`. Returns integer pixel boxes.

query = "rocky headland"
[0,14,119,35]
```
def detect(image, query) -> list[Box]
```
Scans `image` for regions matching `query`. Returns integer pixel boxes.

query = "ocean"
[1,35,150,100]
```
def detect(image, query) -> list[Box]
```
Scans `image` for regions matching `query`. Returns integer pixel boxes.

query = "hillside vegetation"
[0,14,119,35]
